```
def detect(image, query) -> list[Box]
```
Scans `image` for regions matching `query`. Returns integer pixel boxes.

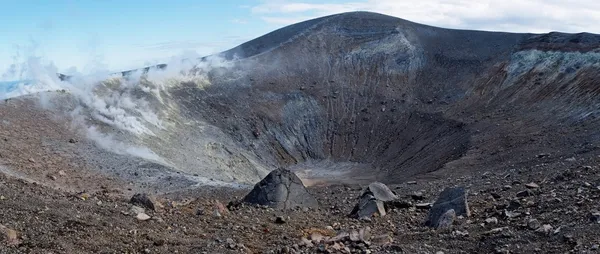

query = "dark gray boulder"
[350,182,397,219]
[425,187,470,228]
[242,168,318,209]
[130,193,156,211]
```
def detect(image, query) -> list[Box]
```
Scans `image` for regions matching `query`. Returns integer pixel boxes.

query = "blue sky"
[1,0,599,78]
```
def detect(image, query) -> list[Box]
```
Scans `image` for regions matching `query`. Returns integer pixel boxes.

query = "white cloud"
[251,0,600,34]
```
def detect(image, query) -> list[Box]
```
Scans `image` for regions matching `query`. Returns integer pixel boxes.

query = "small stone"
[331,242,343,251]
[590,211,600,223]
[68,138,77,143]
[484,227,507,235]
[58,170,66,176]
[591,244,599,250]
[516,190,533,197]
[527,219,541,230]
[349,230,360,242]
[359,226,371,242]
[310,232,324,244]
[502,185,512,190]
[0,196,5,200]
[416,203,432,209]
[0,224,20,246]
[372,234,393,245]
[436,252,445,254]
[28,158,35,163]
[136,213,151,221]
[214,200,229,215]
[325,226,334,231]
[275,216,286,224]
[525,182,539,189]
[565,157,576,162]
[485,217,498,224]
[407,181,417,185]
[453,230,469,237]
[300,237,314,247]
[411,191,425,201]
[130,206,145,215]
[508,200,521,210]
[504,210,521,218]
[536,224,553,235]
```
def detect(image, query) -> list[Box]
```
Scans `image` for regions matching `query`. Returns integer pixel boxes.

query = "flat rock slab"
[425,187,469,228]
[367,182,398,201]
[242,168,319,209]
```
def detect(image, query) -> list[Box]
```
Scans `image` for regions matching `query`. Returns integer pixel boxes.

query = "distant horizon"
[2,0,599,79]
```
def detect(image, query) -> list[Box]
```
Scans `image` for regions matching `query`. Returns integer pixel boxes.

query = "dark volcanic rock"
[130,193,156,211]
[350,182,397,219]
[425,187,469,228]
[242,168,318,209]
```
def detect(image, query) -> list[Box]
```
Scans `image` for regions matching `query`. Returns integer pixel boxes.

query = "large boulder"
[425,187,470,228]
[350,182,398,219]
[242,168,319,209]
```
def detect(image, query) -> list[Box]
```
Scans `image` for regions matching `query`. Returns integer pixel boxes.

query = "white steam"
[0,43,232,170]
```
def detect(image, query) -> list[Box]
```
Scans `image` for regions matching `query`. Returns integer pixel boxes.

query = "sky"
[1,0,599,79]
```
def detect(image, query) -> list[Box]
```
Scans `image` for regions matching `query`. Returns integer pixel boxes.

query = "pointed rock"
[435,209,456,229]
[425,187,469,228]
[242,168,318,209]
[350,182,397,219]
[130,193,156,211]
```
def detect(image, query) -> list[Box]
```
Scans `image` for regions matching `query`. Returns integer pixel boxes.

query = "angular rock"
[485,217,498,224]
[136,213,151,221]
[350,182,397,219]
[411,191,425,201]
[516,190,533,197]
[525,182,539,189]
[214,200,229,215]
[367,182,398,201]
[130,193,156,211]
[359,226,372,242]
[349,230,360,242]
[372,234,393,245]
[536,224,553,235]
[527,219,541,230]
[590,211,600,223]
[327,232,350,243]
[130,205,145,215]
[242,168,318,209]
[425,187,469,228]
[275,216,286,224]
[416,203,432,209]
[436,209,456,229]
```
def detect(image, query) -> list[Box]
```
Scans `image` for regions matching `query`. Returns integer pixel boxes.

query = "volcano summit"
[1,11,600,253]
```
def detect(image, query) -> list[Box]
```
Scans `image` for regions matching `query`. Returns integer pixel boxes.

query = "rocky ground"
[1,149,600,253]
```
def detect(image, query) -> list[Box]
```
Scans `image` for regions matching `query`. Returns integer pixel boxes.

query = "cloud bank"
[251,0,600,34]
